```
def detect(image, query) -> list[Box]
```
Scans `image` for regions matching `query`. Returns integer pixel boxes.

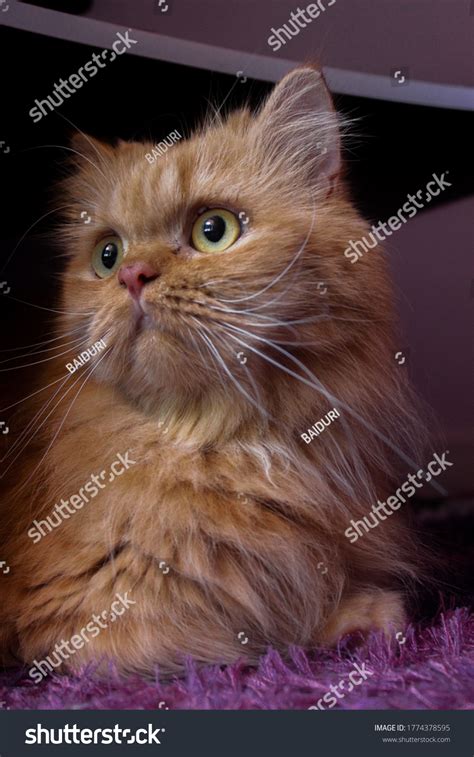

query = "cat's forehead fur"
[96,110,258,240]
[68,66,343,244]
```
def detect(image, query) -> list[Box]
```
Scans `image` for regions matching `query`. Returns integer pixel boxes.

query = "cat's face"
[60,67,368,414]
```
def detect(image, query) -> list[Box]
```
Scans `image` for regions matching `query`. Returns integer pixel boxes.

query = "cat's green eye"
[191,209,241,253]
[91,236,124,278]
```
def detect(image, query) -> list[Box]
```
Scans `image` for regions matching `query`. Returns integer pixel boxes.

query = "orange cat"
[0,66,423,678]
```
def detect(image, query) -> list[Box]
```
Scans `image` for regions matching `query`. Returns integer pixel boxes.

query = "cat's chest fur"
[34,378,286,564]
[11,379,327,645]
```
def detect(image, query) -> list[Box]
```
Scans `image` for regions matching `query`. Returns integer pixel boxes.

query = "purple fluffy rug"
[1,607,473,710]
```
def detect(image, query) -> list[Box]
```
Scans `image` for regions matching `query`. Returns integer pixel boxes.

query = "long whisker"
[0,333,89,366]
[186,300,332,344]
[0,371,72,468]
[1,329,112,468]
[217,305,331,330]
[0,205,69,274]
[19,145,109,183]
[217,329,380,501]
[216,325,368,500]
[191,294,370,328]
[0,334,91,372]
[1,294,95,316]
[12,346,113,491]
[54,112,109,169]
[238,266,304,313]
[209,77,240,124]
[216,243,309,315]
[218,202,316,304]
[0,324,86,353]
[188,299,296,327]
[186,324,228,394]
[192,319,269,419]
[221,323,447,497]
[0,374,70,414]
[211,327,270,419]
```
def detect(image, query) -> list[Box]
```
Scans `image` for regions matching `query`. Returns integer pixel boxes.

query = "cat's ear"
[254,66,341,196]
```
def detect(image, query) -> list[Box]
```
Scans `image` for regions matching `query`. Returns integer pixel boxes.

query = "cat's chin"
[131,301,187,344]
[105,329,213,409]
[133,321,189,358]
[135,311,155,331]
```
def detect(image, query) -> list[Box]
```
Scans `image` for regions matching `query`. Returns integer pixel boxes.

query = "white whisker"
[13,346,113,492]
[0,334,91,372]
[221,323,446,496]
[0,374,69,414]
[0,324,86,353]
[2,294,95,316]
[192,319,269,419]
[218,202,317,304]
[0,205,69,274]
[0,332,88,366]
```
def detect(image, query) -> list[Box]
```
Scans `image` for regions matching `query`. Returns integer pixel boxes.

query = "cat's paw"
[320,589,406,645]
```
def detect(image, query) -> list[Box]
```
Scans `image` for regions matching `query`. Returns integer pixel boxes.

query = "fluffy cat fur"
[0,66,424,676]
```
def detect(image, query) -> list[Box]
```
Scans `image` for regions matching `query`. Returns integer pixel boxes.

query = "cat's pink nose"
[118,262,158,300]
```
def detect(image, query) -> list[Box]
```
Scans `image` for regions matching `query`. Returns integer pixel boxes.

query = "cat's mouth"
[130,297,182,345]
[122,289,198,355]
[126,294,158,332]
[135,309,154,331]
